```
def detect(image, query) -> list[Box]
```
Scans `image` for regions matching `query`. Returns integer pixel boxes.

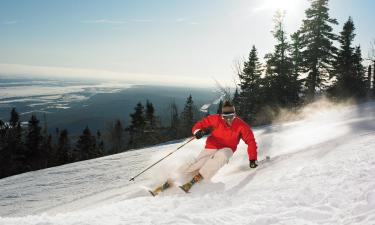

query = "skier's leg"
[177,149,216,178]
[179,148,233,192]
[198,148,233,180]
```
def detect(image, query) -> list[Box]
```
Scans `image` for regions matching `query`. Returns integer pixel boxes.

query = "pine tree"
[291,31,304,80]
[42,134,54,168]
[108,120,125,154]
[0,119,9,178]
[353,46,366,97]
[96,130,105,156]
[290,31,304,103]
[57,129,71,165]
[180,95,195,137]
[300,0,338,99]
[40,113,52,168]
[25,114,43,170]
[169,100,180,139]
[10,108,20,128]
[128,102,146,149]
[3,108,25,175]
[74,126,99,161]
[145,100,156,131]
[8,108,24,165]
[331,17,366,98]
[144,100,159,145]
[264,11,298,107]
[232,88,240,114]
[238,45,263,123]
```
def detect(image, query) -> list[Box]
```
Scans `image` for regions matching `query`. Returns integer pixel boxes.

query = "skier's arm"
[240,123,258,161]
[192,115,216,136]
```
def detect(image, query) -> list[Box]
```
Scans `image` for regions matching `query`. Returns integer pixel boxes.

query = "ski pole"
[129,136,196,181]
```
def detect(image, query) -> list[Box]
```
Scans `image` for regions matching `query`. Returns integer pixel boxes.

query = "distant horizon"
[1,0,374,87]
[0,69,225,89]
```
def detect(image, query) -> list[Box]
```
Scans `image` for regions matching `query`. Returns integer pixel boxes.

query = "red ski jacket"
[192,114,257,160]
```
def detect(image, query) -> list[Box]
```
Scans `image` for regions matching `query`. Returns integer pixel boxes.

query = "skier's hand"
[249,160,258,168]
[194,130,204,139]
[194,127,213,139]
[203,126,213,136]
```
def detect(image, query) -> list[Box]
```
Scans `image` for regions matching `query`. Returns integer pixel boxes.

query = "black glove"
[194,127,213,139]
[249,160,258,168]
[194,130,205,139]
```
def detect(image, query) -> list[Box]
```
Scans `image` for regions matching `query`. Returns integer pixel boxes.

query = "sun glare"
[256,0,300,12]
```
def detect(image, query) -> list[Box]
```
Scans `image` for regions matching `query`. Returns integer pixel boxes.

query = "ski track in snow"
[0,101,375,225]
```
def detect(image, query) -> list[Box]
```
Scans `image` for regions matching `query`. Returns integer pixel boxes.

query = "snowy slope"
[1,100,375,225]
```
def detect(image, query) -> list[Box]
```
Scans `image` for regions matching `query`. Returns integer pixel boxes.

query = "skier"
[149,100,258,196]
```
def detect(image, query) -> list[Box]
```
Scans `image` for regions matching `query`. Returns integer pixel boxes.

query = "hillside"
[0,100,375,225]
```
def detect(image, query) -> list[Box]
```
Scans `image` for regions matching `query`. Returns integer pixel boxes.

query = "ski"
[148,189,158,197]
[179,185,190,193]
[149,156,271,196]
[147,180,172,197]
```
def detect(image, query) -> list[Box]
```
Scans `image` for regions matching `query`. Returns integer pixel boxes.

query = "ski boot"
[149,179,173,196]
[179,173,203,193]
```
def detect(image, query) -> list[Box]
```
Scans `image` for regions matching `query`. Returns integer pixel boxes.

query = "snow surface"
[1,100,375,225]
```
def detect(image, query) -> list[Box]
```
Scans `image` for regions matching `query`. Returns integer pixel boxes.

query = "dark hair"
[222,100,235,114]
[222,101,233,107]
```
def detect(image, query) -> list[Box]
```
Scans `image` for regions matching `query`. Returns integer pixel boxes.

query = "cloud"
[130,19,154,23]
[0,63,214,87]
[176,18,188,22]
[2,20,18,25]
[176,18,199,25]
[81,19,128,24]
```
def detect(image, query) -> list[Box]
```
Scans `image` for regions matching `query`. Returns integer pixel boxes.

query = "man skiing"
[149,100,258,196]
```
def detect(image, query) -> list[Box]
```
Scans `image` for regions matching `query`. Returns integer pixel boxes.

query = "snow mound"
[1,101,375,225]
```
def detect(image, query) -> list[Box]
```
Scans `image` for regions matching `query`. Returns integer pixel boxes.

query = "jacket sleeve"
[192,115,216,135]
[240,123,258,161]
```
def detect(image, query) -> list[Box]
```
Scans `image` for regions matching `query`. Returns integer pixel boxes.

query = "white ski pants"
[178,148,233,180]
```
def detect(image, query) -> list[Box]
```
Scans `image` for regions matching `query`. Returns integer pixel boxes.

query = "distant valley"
[0,77,219,134]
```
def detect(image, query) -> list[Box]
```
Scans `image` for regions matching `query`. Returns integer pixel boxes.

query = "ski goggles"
[222,113,235,120]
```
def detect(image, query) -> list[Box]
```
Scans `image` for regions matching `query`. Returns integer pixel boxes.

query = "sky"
[0,0,374,87]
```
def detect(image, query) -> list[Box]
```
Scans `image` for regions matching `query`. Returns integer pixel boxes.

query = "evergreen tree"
[96,130,105,156]
[291,31,304,80]
[108,120,125,154]
[264,12,298,107]
[299,0,338,99]
[74,126,99,161]
[128,102,146,148]
[0,119,6,144]
[42,134,54,168]
[238,45,263,123]
[3,108,25,175]
[145,100,156,131]
[0,119,9,178]
[169,100,180,139]
[180,95,195,137]
[10,108,20,127]
[144,100,159,145]
[8,108,24,166]
[25,114,43,170]
[290,30,304,103]
[57,129,72,165]
[353,46,366,97]
[40,113,53,168]
[331,17,366,98]
[232,88,240,114]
